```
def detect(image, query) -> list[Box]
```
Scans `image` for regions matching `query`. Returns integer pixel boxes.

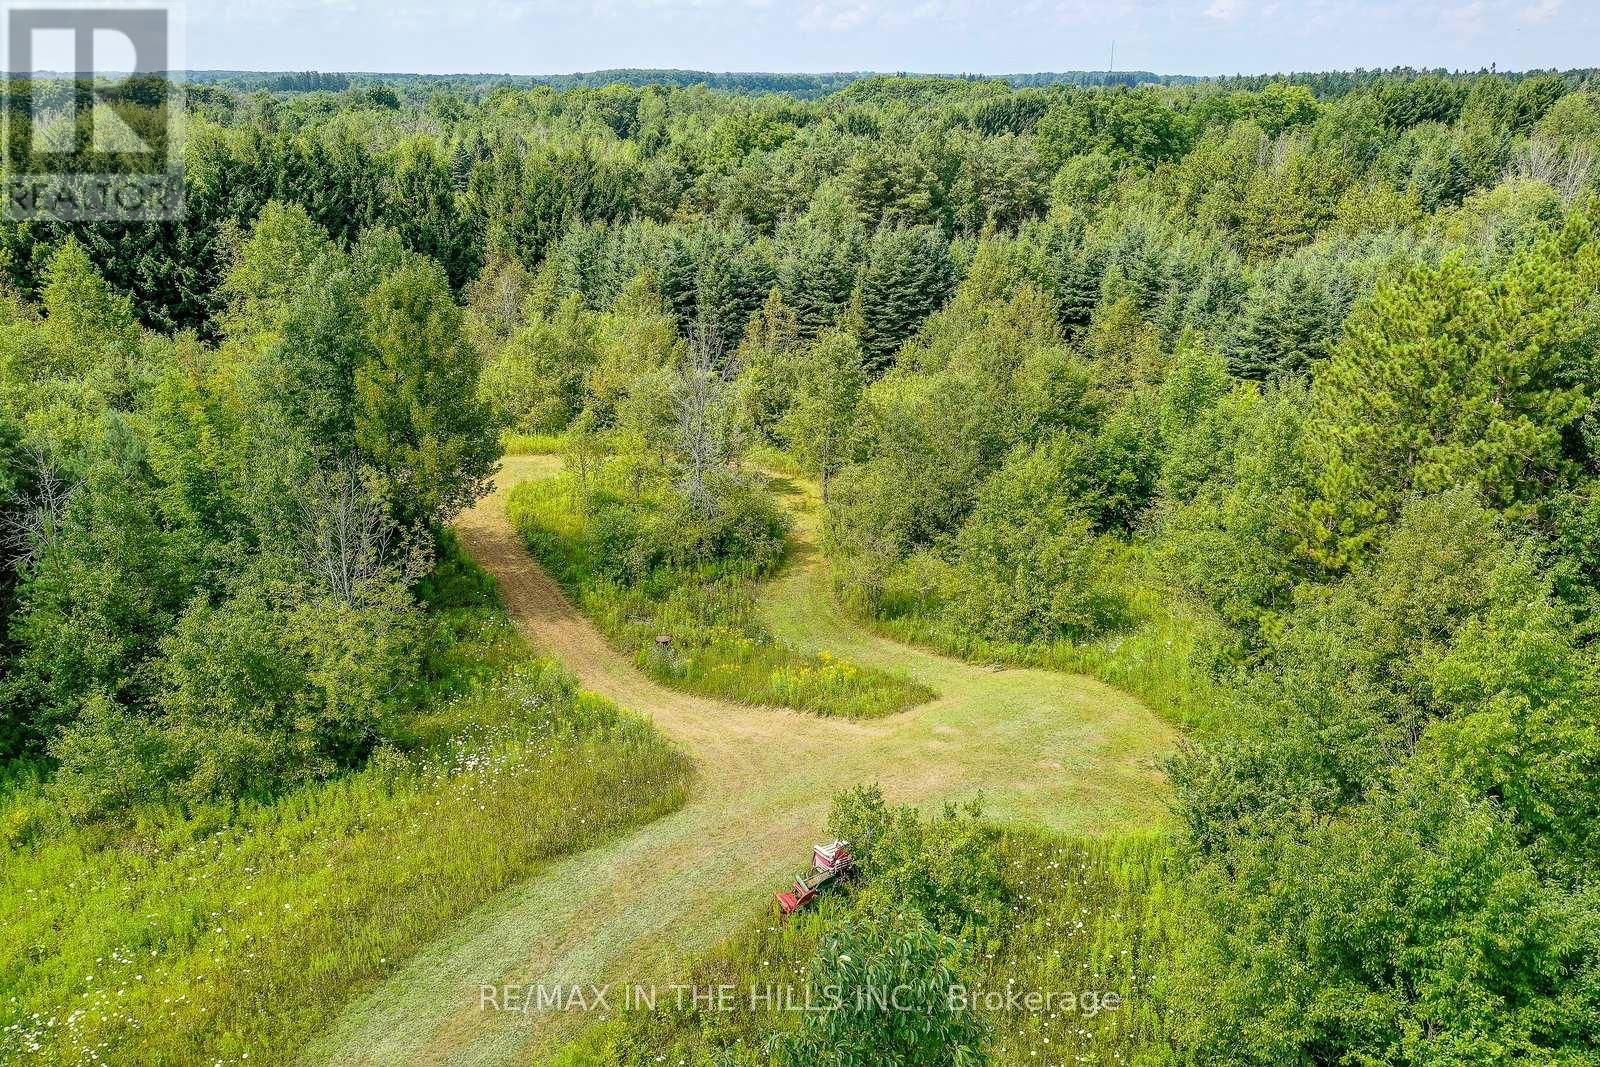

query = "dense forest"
[5,66,1600,1064]
[189,68,1188,96]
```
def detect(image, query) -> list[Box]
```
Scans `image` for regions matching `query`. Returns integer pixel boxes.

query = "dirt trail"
[306,457,1176,1067]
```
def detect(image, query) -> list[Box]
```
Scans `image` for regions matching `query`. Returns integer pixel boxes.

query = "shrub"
[1,601,693,1065]
[777,908,988,1067]
[508,467,931,718]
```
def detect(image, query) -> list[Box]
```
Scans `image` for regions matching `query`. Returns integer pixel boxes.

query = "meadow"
[0,554,693,1065]
[548,808,1175,1067]
[861,578,1227,736]
[507,469,933,719]
[763,469,1227,737]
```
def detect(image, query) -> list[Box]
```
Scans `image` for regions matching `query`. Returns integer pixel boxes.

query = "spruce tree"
[1227,262,1341,381]
[775,220,862,339]
[855,225,956,374]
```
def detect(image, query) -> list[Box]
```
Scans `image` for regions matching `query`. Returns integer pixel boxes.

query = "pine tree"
[1226,262,1341,381]
[1300,213,1600,571]
[855,225,956,374]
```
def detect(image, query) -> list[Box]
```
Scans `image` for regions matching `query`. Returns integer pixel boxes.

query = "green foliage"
[1234,135,1350,259]
[941,439,1136,645]
[356,258,500,526]
[13,68,1600,1067]
[1302,214,1600,570]
[828,786,1008,934]
[1166,491,1600,1063]
[855,225,956,372]
[778,328,865,500]
[0,593,692,1065]
[1036,87,1191,171]
[1168,774,1600,1065]
[220,200,337,339]
[35,240,142,380]
[777,909,987,1067]
[558,790,1173,1067]
[735,287,806,442]
[388,134,483,289]
[776,216,862,339]
[508,468,929,718]
[1158,381,1318,645]
[0,204,503,815]
[5,427,201,753]
[1225,259,1344,380]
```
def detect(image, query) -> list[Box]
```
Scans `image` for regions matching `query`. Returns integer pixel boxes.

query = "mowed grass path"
[305,457,1177,1066]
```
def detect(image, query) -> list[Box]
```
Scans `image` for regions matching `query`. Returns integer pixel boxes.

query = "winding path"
[305,457,1176,1066]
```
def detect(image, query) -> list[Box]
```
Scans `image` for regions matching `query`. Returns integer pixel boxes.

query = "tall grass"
[978,832,1175,1064]
[509,476,932,719]
[862,578,1226,736]
[549,832,1177,1066]
[0,576,693,1065]
[503,431,571,456]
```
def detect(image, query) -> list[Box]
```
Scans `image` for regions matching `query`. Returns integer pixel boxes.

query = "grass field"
[549,831,1175,1066]
[0,553,693,1066]
[847,564,1227,735]
[502,431,572,456]
[309,456,1178,1065]
[507,468,933,718]
[766,477,1227,736]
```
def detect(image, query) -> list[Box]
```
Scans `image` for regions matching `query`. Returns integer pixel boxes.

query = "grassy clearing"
[548,830,1175,1066]
[756,466,1222,735]
[306,456,1177,1064]
[0,552,693,1066]
[503,431,571,455]
[866,584,1225,736]
[508,472,932,719]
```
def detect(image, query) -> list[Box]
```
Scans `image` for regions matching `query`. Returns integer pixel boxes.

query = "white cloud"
[1442,0,1485,35]
[798,1,873,30]
[1520,0,1561,24]
[1205,0,1242,19]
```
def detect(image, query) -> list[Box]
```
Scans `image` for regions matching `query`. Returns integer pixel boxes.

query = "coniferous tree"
[855,225,956,374]
[775,219,863,339]
[356,259,499,528]
[1226,262,1342,381]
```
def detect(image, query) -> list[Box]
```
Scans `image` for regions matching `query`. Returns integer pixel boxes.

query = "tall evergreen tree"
[855,225,956,374]
[1226,261,1343,381]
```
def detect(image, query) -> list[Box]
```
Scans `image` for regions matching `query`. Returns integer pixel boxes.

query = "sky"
[182,0,1598,77]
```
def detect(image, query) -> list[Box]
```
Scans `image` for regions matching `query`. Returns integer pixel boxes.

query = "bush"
[555,790,1175,1066]
[777,908,988,1067]
[2,599,693,1065]
[509,467,931,718]
[44,572,427,817]
[584,475,787,581]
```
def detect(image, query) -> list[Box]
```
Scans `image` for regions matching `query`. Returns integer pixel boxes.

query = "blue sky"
[187,0,1596,76]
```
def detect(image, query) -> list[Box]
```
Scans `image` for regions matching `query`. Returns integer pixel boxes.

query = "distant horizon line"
[176,64,1590,77]
[4,64,1589,81]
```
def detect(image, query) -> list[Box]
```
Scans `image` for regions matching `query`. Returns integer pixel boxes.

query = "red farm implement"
[774,840,854,916]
